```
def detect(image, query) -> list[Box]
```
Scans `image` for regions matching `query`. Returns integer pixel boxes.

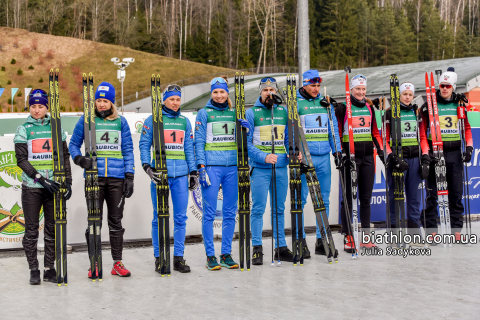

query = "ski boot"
[274,246,294,262]
[252,245,263,265]
[315,238,327,256]
[30,269,41,285]
[219,254,239,269]
[43,268,61,283]
[206,256,221,271]
[344,235,356,253]
[173,256,191,273]
[111,261,131,277]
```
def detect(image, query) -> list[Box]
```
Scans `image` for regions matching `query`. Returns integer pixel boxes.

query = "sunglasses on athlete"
[210,77,227,85]
[439,84,453,89]
[304,77,322,84]
[163,85,182,94]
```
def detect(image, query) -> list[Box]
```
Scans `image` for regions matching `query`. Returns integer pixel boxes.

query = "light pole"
[111,57,135,114]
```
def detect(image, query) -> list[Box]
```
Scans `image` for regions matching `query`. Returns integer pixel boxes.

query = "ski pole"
[326,96,356,259]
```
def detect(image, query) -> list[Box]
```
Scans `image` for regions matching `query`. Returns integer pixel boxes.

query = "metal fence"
[120,66,302,105]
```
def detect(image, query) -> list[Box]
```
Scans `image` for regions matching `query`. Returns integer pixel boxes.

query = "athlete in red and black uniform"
[335,74,384,252]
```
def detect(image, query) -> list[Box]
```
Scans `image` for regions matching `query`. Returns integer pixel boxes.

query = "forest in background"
[1,0,480,72]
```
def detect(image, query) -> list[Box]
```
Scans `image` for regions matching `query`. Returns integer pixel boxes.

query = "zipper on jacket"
[105,158,108,177]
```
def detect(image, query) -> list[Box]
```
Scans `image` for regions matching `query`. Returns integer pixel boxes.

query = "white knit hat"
[440,67,457,90]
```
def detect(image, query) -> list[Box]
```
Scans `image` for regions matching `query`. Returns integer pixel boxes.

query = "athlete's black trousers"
[22,186,55,270]
[84,177,126,261]
[340,155,375,235]
[424,149,464,234]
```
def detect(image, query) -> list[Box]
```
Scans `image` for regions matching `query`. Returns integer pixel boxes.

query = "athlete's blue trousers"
[201,166,238,257]
[250,166,288,248]
[150,175,188,257]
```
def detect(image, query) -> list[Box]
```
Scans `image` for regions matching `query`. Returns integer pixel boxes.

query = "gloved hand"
[198,166,211,188]
[428,151,439,165]
[189,171,199,191]
[463,146,473,163]
[377,149,385,165]
[238,118,250,130]
[388,153,409,172]
[320,98,330,108]
[37,176,60,194]
[420,154,431,180]
[333,151,343,169]
[74,155,92,170]
[143,163,162,184]
[64,179,72,201]
[455,92,468,103]
[371,98,380,109]
[123,173,134,198]
[265,93,283,107]
[300,162,309,175]
[329,97,338,108]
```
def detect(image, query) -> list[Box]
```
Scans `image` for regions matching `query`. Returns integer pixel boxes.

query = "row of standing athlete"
[17,67,473,285]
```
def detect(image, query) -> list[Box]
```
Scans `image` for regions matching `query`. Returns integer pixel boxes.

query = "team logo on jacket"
[260,118,264,121]
[211,116,214,119]
[30,132,34,135]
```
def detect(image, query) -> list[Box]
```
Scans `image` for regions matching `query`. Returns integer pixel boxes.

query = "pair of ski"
[49,69,68,285]
[151,75,171,276]
[425,72,451,248]
[234,73,251,271]
[285,75,338,264]
[389,74,408,248]
[83,73,103,280]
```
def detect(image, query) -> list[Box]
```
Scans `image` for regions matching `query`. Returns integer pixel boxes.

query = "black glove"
[420,154,431,180]
[74,155,92,170]
[189,171,199,191]
[300,162,309,175]
[64,179,72,201]
[455,93,468,103]
[428,151,439,165]
[143,163,162,184]
[38,176,60,194]
[123,173,134,198]
[388,153,409,172]
[320,98,329,108]
[377,149,385,165]
[371,98,380,108]
[463,146,473,163]
[333,152,343,169]
[265,93,282,109]
[329,97,338,108]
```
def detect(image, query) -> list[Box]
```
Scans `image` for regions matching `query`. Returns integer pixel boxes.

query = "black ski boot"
[30,269,41,285]
[252,245,263,265]
[315,238,327,256]
[274,246,294,262]
[302,240,311,259]
[173,256,191,273]
[43,268,61,283]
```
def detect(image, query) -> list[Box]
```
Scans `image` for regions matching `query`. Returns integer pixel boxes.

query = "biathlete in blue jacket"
[69,82,135,278]
[139,85,198,274]
[194,76,249,271]
[296,70,342,256]
[247,77,297,265]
